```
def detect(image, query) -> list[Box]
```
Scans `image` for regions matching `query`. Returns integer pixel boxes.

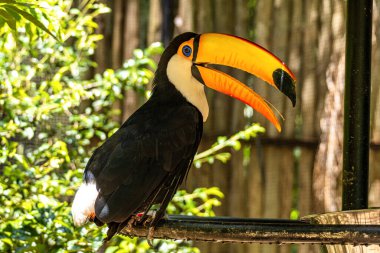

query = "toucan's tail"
[72,182,98,226]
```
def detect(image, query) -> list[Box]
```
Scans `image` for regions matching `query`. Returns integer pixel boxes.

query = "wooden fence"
[94,1,380,252]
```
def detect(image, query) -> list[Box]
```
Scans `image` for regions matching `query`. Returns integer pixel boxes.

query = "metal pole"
[342,0,372,210]
[121,216,380,245]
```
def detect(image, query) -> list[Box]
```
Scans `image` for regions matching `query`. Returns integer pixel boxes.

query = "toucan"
[71,32,296,239]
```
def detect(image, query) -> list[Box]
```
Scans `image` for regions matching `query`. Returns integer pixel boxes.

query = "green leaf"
[215,153,231,163]
[1,237,13,247]
[0,15,5,27]
[95,130,106,140]
[0,7,16,30]
[3,4,58,40]
[105,246,119,253]
[232,140,241,150]
[24,22,33,38]
[217,136,227,144]
[22,127,34,140]
[2,5,20,20]
[0,0,34,6]
[0,0,17,4]
[145,42,164,56]
[290,209,299,220]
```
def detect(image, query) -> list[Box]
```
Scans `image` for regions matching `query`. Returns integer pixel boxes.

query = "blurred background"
[1,0,380,252]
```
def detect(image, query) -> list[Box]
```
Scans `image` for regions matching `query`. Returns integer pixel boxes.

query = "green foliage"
[104,236,201,253]
[0,1,227,252]
[0,1,111,251]
[194,124,265,168]
[0,0,58,39]
[168,187,224,216]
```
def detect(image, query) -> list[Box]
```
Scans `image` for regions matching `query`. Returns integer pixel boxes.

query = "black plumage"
[83,33,202,239]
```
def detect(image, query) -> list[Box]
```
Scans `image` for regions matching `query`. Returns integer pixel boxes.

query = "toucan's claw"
[126,216,137,230]
[143,213,156,227]
[147,226,155,247]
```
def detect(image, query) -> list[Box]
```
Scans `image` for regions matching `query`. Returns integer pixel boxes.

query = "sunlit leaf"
[0,7,16,29]
[3,4,58,40]
[2,5,20,20]
[0,0,34,7]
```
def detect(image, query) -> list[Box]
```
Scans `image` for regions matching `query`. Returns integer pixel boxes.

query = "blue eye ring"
[182,45,192,57]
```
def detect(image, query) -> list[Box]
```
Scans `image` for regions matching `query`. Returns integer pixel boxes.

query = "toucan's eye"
[182,45,192,57]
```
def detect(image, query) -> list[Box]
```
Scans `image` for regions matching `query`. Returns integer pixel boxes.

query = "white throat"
[166,55,209,122]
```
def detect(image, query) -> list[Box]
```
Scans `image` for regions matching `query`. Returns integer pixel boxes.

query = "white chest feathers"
[166,54,209,122]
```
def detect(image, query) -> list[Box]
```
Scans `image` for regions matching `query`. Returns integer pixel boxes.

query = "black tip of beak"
[272,69,296,107]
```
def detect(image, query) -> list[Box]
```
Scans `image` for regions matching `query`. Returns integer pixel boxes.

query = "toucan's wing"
[84,103,202,224]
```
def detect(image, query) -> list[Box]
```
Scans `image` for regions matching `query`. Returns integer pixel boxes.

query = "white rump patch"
[72,181,98,226]
[167,54,209,122]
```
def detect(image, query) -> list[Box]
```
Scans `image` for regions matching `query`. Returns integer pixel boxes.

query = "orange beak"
[181,33,296,132]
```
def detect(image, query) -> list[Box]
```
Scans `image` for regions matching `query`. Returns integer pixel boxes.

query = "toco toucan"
[72,32,296,239]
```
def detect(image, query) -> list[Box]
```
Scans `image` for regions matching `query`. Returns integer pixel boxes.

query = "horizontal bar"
[167,215,307,224]
[121,215,380,245]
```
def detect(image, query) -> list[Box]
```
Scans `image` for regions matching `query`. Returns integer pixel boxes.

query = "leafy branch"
[193,123,265,168]
[0,0,58,39]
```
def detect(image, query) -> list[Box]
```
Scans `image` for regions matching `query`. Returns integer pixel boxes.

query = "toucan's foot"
[151,211,168,227]
[123,215,138,233]
[147,226,155,247]
[133,210,159,226]
[143,211,157,227]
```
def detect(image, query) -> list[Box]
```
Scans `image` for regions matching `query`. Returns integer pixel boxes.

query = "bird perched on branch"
[72,32,296,240]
